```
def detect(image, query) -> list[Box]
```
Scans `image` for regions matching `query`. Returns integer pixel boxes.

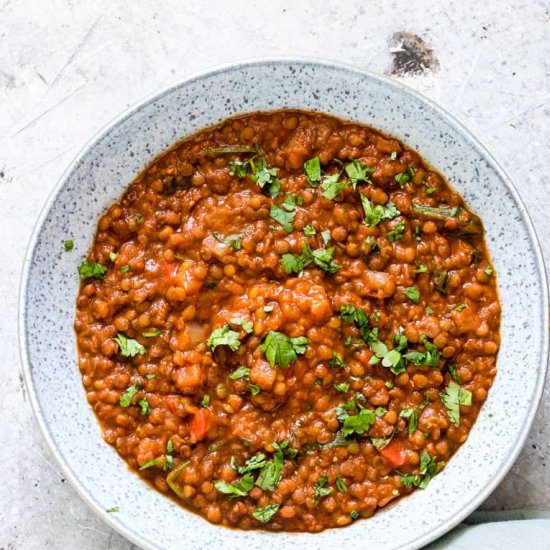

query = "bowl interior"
[20,60,548,550]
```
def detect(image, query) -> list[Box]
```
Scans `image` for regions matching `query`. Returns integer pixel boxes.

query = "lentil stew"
[75,110,500,532]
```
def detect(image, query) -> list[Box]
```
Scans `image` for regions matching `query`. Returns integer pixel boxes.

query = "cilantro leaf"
[313,476,333,499]
[440,381,472,427]
[403,336,440,367]
[303,225,316,236]
[214,473,254,497]
[341,407,376,437]
[360,194,399,227]
[345,160,373,186]
[229,366,250,380]
[260,331,308,368]
[404,287,420,304]
[207,325,241,352]
[230,317,254,334]
[213,232,242,250]
[387,220,406,242]
[250,158,281,197]
[321,173,348,200]
[394,164,416,188]
[413,261,428,274]
[399,408,418,435]
[252,503,280,524]
[200,395,210,408]
[114,333,146,357]
[270,204,295,232]
[371,433,394,450]
[302,243,340,273]
[334,382,350,393]
[229,160,249,178]
[335,476,348,492]
[138,397,150,416]
[329,352,347,369]
[255,441,290,491]
[304,157,321,186]
[64,239,74,252]
[120,381,141,407]
[78,259,107,280]
[281,253,306,275]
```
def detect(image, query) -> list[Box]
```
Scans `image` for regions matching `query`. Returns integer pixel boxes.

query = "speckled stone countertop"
[1,1,549,548]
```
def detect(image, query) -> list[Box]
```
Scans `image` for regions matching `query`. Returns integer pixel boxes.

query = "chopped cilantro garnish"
[214,473,255,497]
[114,333,146,357]
[425,305,434,315]
[280,242,340,274]
[371,433,394,450]
[78,259,107,280]
[304,157,321,186]
[403,336,440,367]
[207,325,241,352]
[390,151,398,161]
[454,304,466,311]
[213,232,242,250]
[64,240,74,252]
[345,159,373,186]
[321,230,331,245]
[200,395,210,408]
[399,450,445,490]
[252,503,280,523]
[394,164,416,188]
[229,160,248,178]
[120,265,131,274]
[260,331,308,368]
[303,225,316,236]
[119,381,141,407]
[404,287,421,304]
[335,476,348,492]
[313,476,333,499]
[413,261,428,274]
[360,194,399,227]
[387,220,406,242]
[440,381,472,427]
[250,158,281,197]
[399,408,419,435]
[109,252,118,262]
[334,382,350,393]
[349,510,360,520]
[138,397,150,416]
[485,265,493,276]
[321,173,349,200]
[255,441,292,491]
[448,364,461,382]
[329,352,347,369]
[270,204,295,232]
[230,317,253,334]
[341,406,376,437]
[106,507,119,513]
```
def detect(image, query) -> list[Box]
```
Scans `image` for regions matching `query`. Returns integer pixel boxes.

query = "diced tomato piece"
[379,439,406,469]
[249,360,276,390]
[189,408,211,442]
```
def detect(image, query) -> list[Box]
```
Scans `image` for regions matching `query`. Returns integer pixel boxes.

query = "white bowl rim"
[18,56,549,550]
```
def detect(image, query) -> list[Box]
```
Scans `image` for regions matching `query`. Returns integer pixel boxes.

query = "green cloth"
[426,511,550,549]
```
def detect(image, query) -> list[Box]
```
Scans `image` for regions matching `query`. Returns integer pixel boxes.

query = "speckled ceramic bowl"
[20,59,548,550]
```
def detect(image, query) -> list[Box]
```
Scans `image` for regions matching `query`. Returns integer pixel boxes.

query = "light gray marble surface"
[1,1,549,548]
